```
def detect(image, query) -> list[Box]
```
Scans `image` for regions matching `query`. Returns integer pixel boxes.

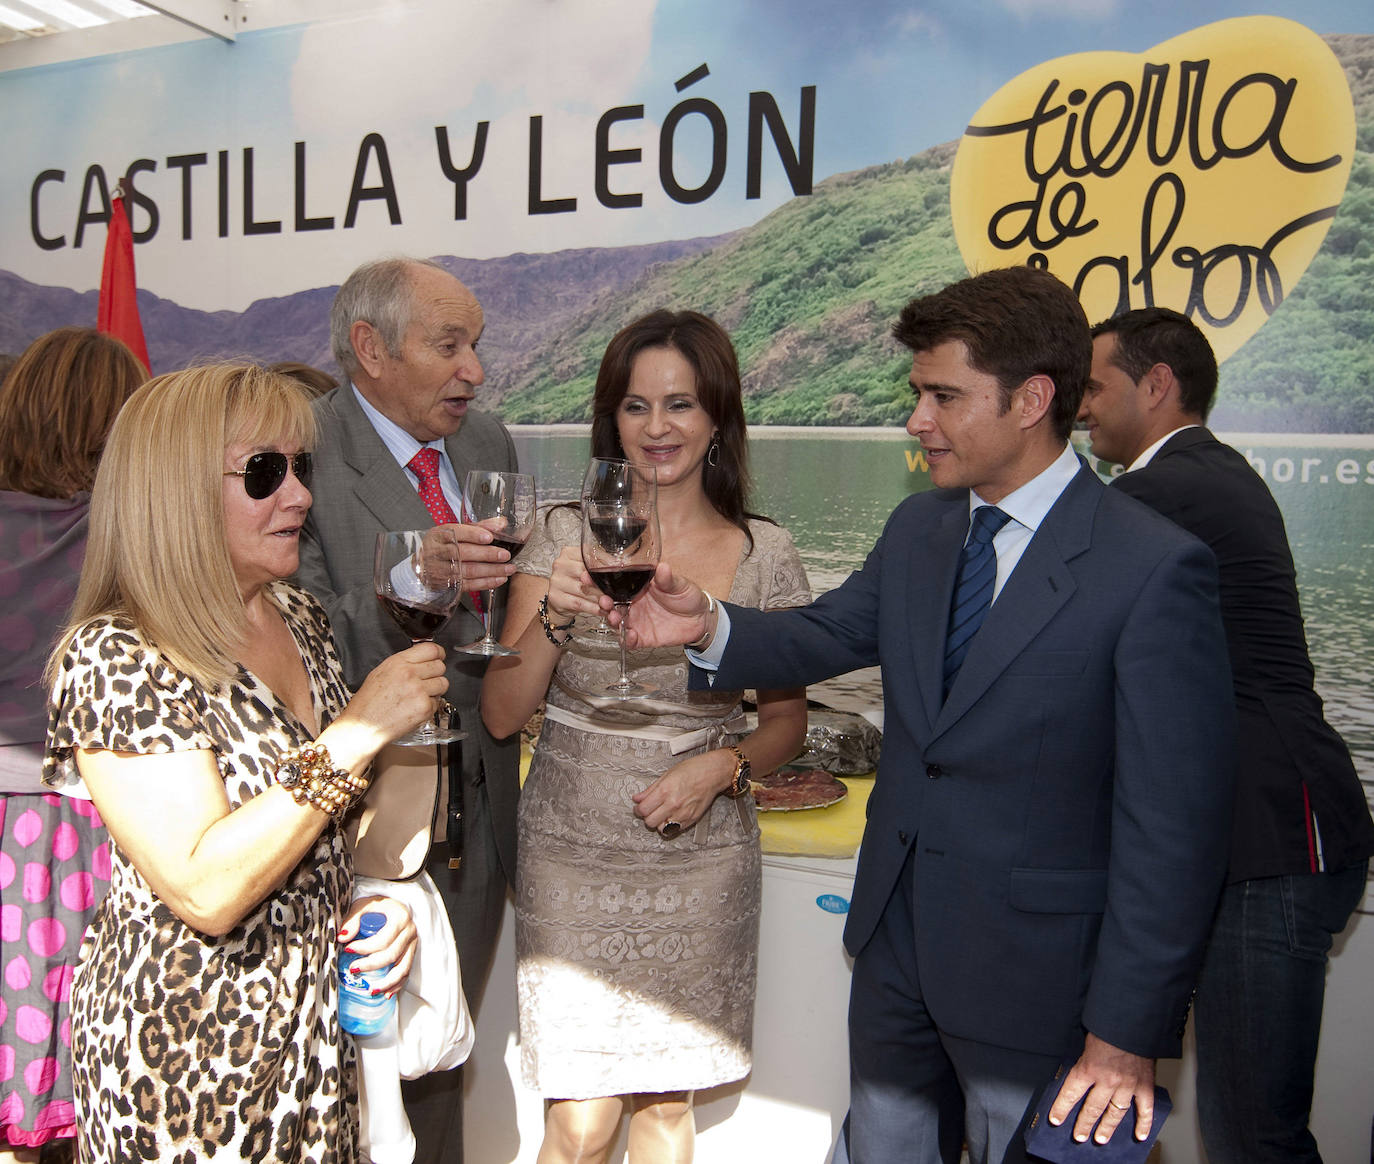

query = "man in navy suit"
[621,267,1235,1163]
[1080,307,1374,1164]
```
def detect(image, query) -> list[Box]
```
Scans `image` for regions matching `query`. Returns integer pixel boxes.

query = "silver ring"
[659,821,682,839]
[1108,1100,1131,1111]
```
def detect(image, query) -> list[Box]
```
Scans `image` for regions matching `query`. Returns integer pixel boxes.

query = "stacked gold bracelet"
[274,744,369,821]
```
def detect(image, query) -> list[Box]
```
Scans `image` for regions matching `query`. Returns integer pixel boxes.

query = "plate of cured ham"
[751,767,849,812]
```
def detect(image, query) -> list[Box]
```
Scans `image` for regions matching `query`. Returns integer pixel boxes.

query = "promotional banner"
[3,5,1373,1157]
[1,1,1371,841]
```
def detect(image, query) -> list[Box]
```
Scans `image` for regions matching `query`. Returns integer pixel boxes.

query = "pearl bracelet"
[274,744,369,821]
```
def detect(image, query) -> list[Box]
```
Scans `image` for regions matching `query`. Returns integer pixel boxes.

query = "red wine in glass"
[373,529,466,747]
[377,594,457,641]
[580,466,660,698]
[489,534,529,561]
[456,471,537,657]
[580,458,644,642]
[588,566,655,605]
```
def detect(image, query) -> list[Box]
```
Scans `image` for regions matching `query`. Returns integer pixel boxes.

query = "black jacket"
[1113,426,1374,882]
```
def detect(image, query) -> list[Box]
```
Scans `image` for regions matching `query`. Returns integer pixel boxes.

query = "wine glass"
[578,457,636,642]
[455,470,537,657]
[373,530,467,747]
[580,463,660,698]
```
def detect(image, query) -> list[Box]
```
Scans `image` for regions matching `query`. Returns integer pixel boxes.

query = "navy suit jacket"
[704,461,1235,1060]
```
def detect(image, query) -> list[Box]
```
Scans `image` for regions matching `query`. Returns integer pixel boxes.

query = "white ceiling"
[0,0,249,71]
[0,1,388,72]
[0,0,157,42]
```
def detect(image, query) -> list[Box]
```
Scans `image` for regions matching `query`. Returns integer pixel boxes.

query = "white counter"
[461,851,1374,1163]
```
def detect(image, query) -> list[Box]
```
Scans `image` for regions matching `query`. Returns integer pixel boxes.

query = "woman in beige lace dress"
[482,311,809,1163]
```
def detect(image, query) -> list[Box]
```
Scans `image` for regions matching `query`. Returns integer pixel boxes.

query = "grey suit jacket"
[295,384,520,878]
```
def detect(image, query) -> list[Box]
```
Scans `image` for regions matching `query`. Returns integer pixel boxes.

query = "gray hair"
[329,257,446,377]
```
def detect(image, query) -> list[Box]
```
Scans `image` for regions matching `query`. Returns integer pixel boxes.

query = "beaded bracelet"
[274,743,369,821]
[539,593,576,646]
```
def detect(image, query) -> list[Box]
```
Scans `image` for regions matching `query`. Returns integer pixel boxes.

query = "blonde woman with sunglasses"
[41,365,447,1164]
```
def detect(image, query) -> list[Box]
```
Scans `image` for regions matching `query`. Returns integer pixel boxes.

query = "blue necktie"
[943,505,1012,699]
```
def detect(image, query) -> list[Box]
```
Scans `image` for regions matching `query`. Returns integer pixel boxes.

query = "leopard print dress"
[41,583,359,1164]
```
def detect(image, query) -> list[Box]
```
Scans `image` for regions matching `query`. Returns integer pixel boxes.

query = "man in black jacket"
[1079,306,1374,1164]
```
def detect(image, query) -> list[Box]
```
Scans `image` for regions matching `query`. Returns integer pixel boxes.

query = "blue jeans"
[1193,862,1368,1164]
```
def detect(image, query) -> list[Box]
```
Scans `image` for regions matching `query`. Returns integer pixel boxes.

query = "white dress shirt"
[1125,424,1200,472]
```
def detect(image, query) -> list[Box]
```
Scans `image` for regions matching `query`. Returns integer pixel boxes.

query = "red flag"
[97,191,151,373]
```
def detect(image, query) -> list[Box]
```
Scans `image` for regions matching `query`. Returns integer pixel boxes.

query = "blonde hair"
[51,364,315,690]
[0,327,148,498]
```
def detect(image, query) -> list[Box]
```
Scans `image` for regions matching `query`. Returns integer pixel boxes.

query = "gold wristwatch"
[726,745,752,798]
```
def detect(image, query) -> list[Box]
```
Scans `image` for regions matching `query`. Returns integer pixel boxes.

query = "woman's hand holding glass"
[324,642,450,760]
[374,530,467,746]
[543,545,603,627]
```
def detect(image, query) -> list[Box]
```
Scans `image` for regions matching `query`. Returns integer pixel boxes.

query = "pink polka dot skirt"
[0,793,109,1147]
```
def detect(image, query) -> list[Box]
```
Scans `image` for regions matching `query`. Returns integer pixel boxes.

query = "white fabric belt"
[541,703,746,755]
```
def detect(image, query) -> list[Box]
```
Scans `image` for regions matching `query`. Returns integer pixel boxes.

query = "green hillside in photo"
[498,34,1374,432]
[496,146,967,427]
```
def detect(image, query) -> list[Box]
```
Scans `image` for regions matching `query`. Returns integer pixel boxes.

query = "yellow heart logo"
[950,16,1354,362]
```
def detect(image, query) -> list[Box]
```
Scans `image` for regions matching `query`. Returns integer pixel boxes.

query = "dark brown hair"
[893,265,1091,440]
[269,360,339,399]
[0,327,148,499]
[590,309,767,543]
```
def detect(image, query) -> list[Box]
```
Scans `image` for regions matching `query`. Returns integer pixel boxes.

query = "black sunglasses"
[224,451,313,499]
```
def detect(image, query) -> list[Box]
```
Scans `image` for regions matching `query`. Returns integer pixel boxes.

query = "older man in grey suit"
[296,257,519,1163]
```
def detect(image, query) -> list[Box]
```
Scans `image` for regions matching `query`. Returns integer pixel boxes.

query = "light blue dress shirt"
[352,383,465,515]
[691,442,1081,674]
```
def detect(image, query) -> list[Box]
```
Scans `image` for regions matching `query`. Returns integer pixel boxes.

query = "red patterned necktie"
[407,447,458,525]
[406,447,482,612]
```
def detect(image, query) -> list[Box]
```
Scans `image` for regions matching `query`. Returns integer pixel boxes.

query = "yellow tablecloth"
[757,774,871,858]
[520,745,871,859]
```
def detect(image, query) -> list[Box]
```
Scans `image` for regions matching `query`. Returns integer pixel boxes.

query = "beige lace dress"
[514,507,810,1098]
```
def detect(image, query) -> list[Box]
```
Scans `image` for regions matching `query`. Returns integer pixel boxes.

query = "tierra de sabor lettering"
[967,59,1343,324]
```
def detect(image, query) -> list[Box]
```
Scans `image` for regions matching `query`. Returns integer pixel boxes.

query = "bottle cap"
[355,911,387,940]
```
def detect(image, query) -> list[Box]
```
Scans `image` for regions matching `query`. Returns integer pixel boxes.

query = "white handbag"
[351,871,474,1163]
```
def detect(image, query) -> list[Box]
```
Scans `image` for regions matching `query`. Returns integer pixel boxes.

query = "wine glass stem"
[615,603,631,686]
[412,636,433,737]
[481,590,496,643]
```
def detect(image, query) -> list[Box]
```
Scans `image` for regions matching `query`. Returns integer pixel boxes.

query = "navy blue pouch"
[1023,1060,1172,1162]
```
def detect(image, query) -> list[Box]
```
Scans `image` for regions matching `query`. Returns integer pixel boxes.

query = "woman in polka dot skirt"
[0,328,147,1161]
